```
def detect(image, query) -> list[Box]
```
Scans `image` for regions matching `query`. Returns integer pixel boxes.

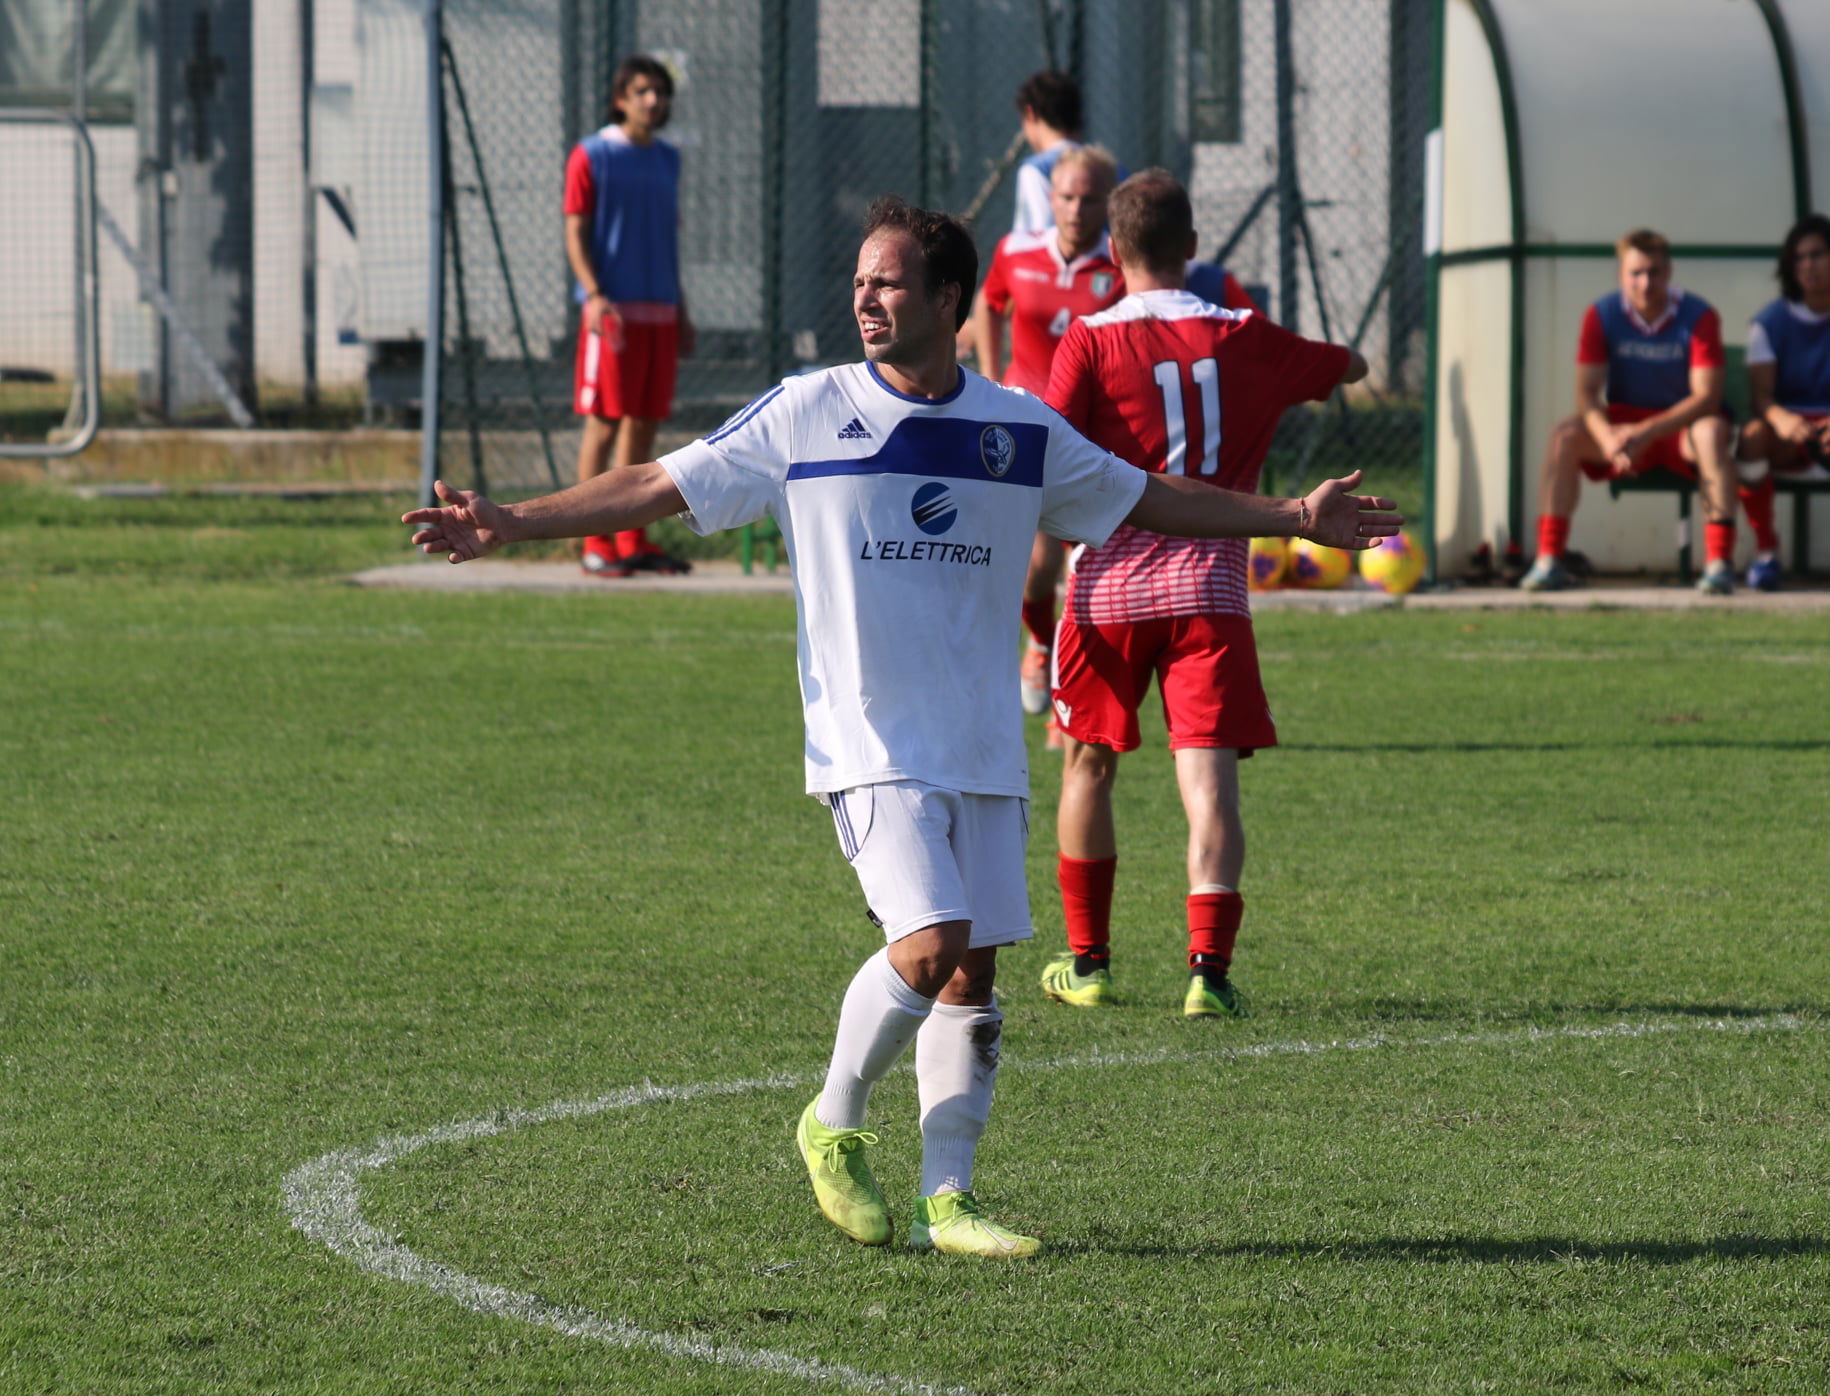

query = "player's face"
[1050,164,1109,258]
[1618,249,1671,317]
[617,75,670,136]
[853,230,953,367]
[1792,233,1830,300]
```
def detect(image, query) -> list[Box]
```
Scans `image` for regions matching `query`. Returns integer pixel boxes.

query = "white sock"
[916,998,1002,1196]
[817,947,934,1130]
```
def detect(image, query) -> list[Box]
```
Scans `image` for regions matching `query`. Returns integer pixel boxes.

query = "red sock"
[1704,520,1736,568]
[1057,855,1116,963]
[614,528,650,559]
[1536,514,1570,560]
[584,535,616,560]
[1021,598,1055,650]
[1738,477,1780,552]
[1187,890,1243,972]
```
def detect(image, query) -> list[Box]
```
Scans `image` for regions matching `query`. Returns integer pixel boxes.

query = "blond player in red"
[1040,170,1368,1018]
[969,147,1126,739]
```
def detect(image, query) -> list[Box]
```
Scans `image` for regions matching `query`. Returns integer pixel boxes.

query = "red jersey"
[1045,290,1351,623]
[981,231,1124,396]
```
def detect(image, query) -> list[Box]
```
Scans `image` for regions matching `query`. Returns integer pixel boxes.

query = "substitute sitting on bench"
[1735,213,1830,591]
[1521,229,1740,596]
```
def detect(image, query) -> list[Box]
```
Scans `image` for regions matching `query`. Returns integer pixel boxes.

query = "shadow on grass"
[1571,1002,1813,1020]
[1289,740,1830,755]
[1063,1235,1829,1265]
[1325,1002,1815,1025]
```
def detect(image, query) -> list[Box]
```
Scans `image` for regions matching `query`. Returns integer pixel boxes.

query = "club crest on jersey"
[980,425,1016,479]
[1091,272,1114,297]
[911,482,958,535]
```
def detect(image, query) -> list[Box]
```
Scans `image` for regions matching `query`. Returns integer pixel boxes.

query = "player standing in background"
[404,196,1401,1255]
[1010,71,1087,236]
[565,54,696,577]
[1734,212,1830,590]
[972,147,1123,393]
[1039,170,1368,1019]
[970,147,1127,735]
[1520,230,1737,595]
[1184,258,1261,315]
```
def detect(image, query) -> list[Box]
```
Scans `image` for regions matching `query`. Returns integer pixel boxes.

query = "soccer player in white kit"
[403,197,1402,1258]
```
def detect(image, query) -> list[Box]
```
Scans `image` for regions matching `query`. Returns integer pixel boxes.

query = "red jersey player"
[1039,170,1367,1019]
[1520,230,1736,595]
[968,146,1126,737]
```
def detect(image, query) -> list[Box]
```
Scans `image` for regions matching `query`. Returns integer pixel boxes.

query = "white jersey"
[661,362,1146,797]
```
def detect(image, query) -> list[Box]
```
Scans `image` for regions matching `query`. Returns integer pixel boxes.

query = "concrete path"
[350,558,1830,611]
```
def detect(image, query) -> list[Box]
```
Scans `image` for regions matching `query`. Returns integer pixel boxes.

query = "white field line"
[283,1014,1811,1393]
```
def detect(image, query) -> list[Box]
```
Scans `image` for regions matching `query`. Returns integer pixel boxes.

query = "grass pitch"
[2,482,1827,1393]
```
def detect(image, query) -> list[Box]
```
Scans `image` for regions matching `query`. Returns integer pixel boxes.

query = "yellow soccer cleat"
[1183,972,1251,1020]
[909,1191,1040,1259]
[796,1097,892,1245]
[1039,953,1114,1008]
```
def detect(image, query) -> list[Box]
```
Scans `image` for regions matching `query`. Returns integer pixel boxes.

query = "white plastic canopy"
[1425,0,1824,574]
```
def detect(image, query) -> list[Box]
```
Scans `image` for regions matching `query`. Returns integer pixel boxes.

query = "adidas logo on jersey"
[837,417,872,440]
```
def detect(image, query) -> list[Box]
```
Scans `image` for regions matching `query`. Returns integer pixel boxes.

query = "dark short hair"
[608,55,674,126]
[861,196,978,331]
[1015,70,1082,136]
[1615,228,1670,264]
[1108,169,1193,275]
[1777,213,1830,301]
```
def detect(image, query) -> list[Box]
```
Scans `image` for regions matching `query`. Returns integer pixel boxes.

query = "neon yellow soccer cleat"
[909,1190,1041,1259]
[1039,953,1114,1008]
[1183,973,1251,1019]
[796,1097,892,1245]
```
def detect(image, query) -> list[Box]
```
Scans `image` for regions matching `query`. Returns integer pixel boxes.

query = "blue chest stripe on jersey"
[707,384,785,445]
[786,417,1047,487]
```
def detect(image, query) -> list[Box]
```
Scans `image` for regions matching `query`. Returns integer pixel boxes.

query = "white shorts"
[825,780,1034,948]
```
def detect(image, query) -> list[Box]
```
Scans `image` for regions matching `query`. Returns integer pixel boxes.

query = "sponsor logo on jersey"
[980,425,1016,479]
[857,537,994,567]
[1614,340,1686,362]
[1091,272,1114,297]
[837,416,873,440]
[1013,268,1051,283]
[911,481,958,535]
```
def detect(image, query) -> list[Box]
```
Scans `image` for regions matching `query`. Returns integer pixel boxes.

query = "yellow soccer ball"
[1287,538,1353,589]
[1359,529,1427,594]
[1248,535,1288,590]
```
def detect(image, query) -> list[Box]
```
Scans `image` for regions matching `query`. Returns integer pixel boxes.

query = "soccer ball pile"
[1357,529,1426,594]
[1249,529,1426,593]
[1248,536,1288,590]
[1286,538,1354,589]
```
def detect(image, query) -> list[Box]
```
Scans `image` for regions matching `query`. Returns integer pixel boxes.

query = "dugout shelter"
[1425,0,1830,578]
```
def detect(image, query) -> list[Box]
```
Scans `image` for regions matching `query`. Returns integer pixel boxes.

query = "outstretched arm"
[402,462,687,563]
[1124,469,1402,551]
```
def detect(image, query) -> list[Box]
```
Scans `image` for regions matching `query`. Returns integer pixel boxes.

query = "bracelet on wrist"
[1296,498,1311,540]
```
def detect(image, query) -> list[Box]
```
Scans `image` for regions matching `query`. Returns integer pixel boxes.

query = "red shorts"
[1051,611,1277,755]
[1578,403,1716,482]
[573,310,679,420]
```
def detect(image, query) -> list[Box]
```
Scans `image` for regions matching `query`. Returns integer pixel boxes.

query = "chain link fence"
[1,0,1429,512]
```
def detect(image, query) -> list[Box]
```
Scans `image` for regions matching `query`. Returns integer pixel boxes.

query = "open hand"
[400,479,509,563]
[1301,470,1404,550]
